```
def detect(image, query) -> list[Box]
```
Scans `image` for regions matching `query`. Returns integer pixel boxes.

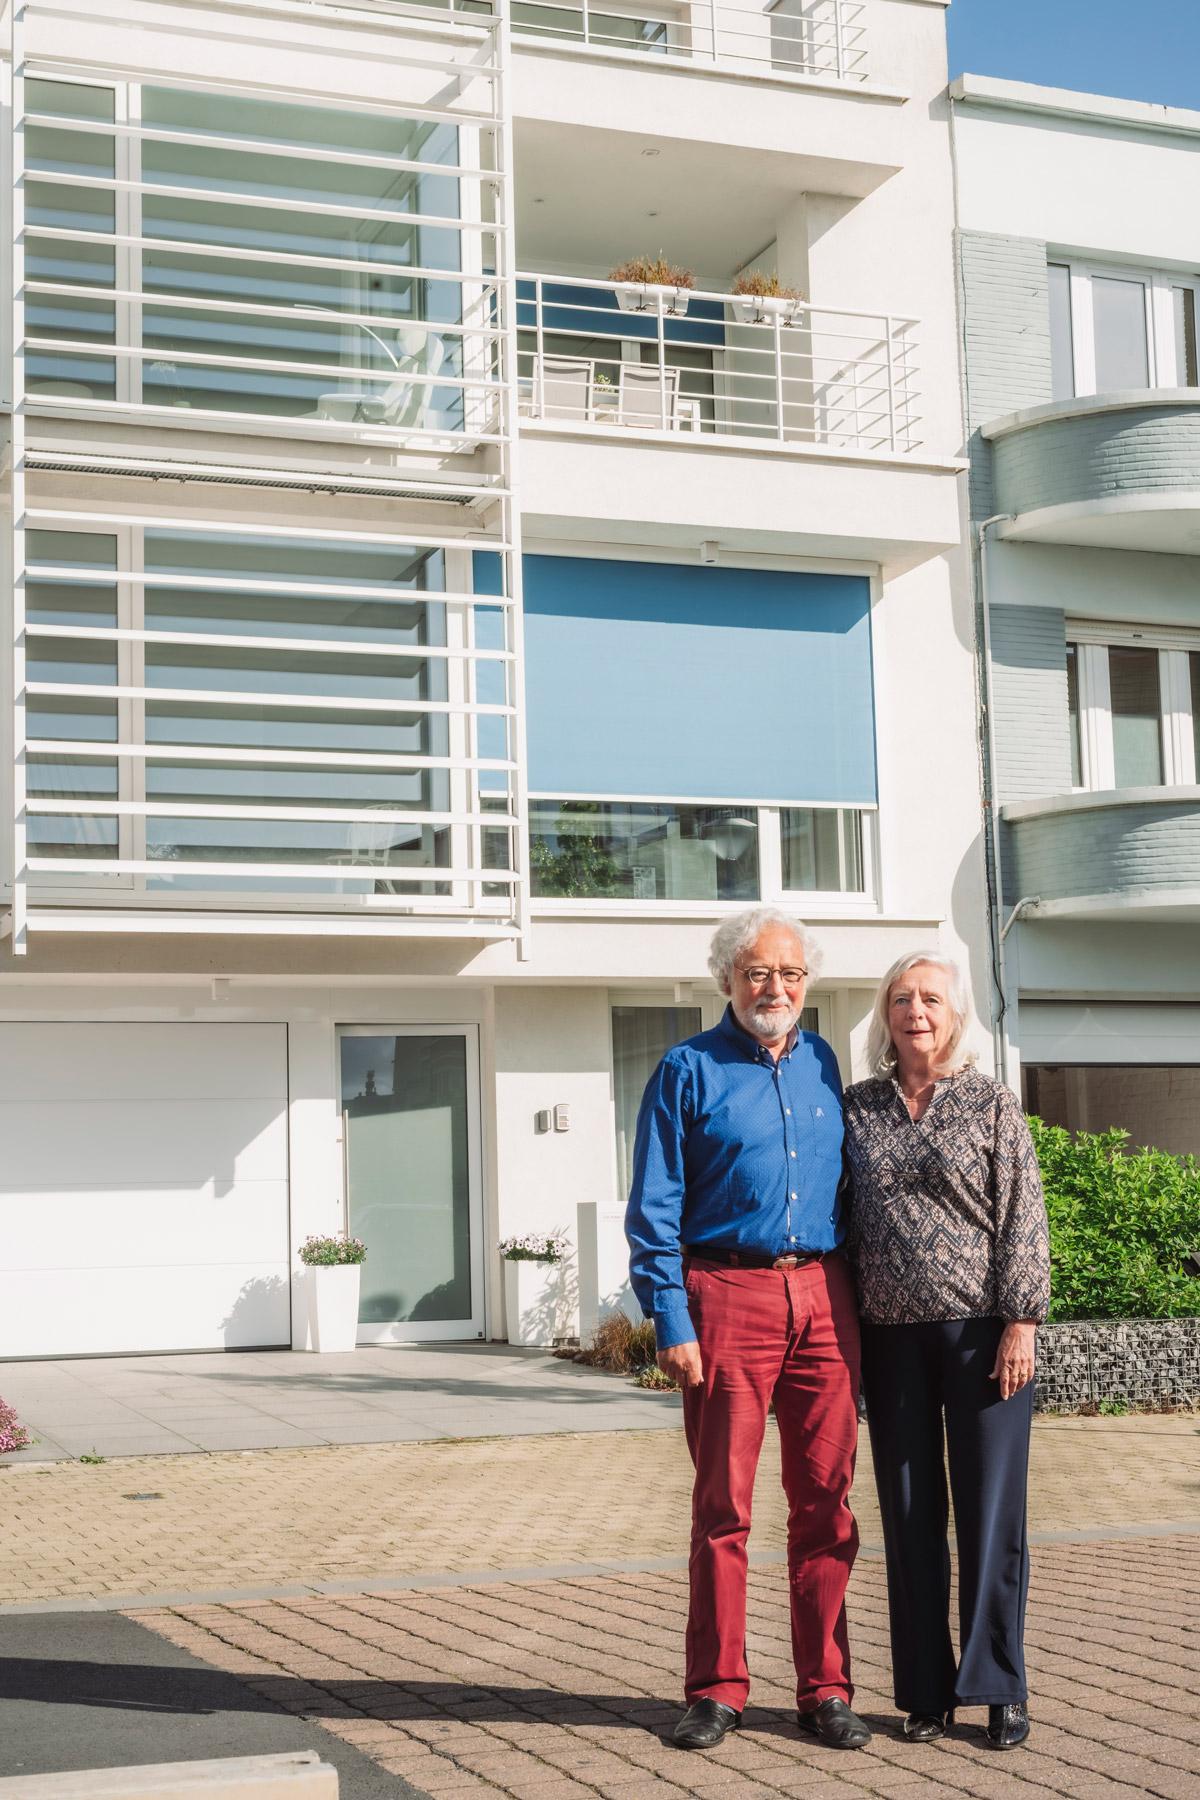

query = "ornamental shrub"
[1028,1118,1200,1322]
[298,1233,367,1267]
[0,1398,32,1455]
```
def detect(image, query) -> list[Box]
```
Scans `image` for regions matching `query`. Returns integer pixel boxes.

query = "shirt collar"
[718,1003,800,1063]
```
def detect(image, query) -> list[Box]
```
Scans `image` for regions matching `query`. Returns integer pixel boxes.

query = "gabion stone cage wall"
[1035,1319,1200,1411]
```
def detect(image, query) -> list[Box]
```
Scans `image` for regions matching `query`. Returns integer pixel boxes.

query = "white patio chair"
[531,353,594,423]
[617,362,682,429]
[317,325,446,429]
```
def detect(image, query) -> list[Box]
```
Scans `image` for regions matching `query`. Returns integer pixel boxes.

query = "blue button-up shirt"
[625,1006,846,1349]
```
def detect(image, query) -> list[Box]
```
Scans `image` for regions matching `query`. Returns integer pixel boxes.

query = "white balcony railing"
[517,274,917,454]
[511,0,868,82]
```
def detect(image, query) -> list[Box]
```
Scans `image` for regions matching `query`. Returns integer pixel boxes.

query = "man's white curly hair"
[708,907,823,991]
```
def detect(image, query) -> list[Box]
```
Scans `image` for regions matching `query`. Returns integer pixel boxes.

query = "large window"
[23,525,519,908]
[1024,1064,1200,1161]
[1048,260,1198,400]
[1066,631,1200,790]
[23,76,497,437]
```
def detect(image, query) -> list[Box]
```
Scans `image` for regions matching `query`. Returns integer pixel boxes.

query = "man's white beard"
[733,998,799,1042]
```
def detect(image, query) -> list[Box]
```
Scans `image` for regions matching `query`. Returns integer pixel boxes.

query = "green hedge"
[1029,1118,1200,1322]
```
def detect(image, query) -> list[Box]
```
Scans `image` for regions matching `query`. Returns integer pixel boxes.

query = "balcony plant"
[609,254,694,318]
[500,1230,571,1347]
[298,1231,367,1353]
[730,271,804,325]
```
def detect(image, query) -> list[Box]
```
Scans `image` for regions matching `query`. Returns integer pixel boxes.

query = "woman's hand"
[990,1321,1036,1400]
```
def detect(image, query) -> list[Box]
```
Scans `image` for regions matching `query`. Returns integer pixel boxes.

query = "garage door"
[0,1023,290,1358]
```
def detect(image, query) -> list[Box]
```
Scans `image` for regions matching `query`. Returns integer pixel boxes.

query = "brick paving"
[1,1413,1197,1798]
[0,1416,1195,1606]
[136,1538,1200,1800]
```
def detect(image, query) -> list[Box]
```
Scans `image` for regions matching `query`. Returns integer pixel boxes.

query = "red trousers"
[681,1252,861,1712]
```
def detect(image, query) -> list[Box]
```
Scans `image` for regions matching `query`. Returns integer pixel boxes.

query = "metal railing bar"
[22,334,508,395]
[27,856,523,883]
[25,507,517,552]
[27,624,516,663]
[26,680,517,718]
[20,392,509,448]
[26,171,501,238]
[24,227,503,289]
[31,798,517,827]
[26,574,517,607]
[26,739,518,773]
[21,112,504,185]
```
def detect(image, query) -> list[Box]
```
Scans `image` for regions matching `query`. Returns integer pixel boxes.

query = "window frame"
[1066,622,1200,792]
[528,793,880,915]
[1049,258,1200,399]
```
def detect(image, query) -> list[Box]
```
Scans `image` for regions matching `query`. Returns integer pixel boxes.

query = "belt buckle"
[772,1254,800,1270]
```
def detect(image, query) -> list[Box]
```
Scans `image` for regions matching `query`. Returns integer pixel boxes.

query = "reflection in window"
[1066,644,1082,787]
[1109,646,1162,787]
[1024,1063,1200,1161]
[1092,276,1149,391]
[1048,263,1074,401]
[1174,287,1198,387]
[530,800,758,901]
[612,1005,702,1196]
[781,807,865,892]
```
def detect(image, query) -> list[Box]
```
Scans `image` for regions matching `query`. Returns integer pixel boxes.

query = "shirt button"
[790,1191,798,1200]
[785,1108,792,1115]
[790,1150,797,1158]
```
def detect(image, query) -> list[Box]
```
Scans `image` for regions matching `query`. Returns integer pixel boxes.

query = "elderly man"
[626,906,867,1752]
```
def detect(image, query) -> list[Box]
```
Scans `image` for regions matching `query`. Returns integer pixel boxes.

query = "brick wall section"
[1036,1317,1200,1410]
[993,403,1200,516]
[1007,795,1200,905]
[989,605,1071,806]
[957,231,1054,519]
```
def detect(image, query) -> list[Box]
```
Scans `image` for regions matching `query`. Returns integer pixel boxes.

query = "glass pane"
[1109,646,1162,787]
[341,1033,473,1325]
[1092,277,1149,390]
[1023,1064,1200,1160]
[1066,644,1082,786]
[1173,287,1198,387]
[781,807,864,892]
[26,79,116,123]
[611,1005,702,1196]
[1048,263,1075,401]
[1191,653,1200,780]
[530,800,758,901]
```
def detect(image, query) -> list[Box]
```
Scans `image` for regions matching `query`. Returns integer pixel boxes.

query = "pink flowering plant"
[298,1233,367,1266]
[499,1231,568,1264]
[0,1398,33,1455]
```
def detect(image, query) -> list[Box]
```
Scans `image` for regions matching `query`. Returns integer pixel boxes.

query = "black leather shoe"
[987,1702,1030,1749]
[673,1698,741,1749]
[903,1710,953,1742]
[796,1697,872,1749]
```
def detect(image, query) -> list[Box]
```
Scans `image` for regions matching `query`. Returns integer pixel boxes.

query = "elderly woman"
[842,952,1050,1752]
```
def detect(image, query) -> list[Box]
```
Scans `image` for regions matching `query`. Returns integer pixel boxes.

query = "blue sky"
[947,0,1200,112]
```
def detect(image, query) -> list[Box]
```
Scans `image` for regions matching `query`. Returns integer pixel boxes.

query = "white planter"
[504,1256,568,1348]
[302,1263,361,1352]
[731,293,802,325]
[615,282,690,317]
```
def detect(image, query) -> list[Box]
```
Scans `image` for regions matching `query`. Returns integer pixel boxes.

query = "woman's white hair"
[865,949,979,1077]
[708,906,823,990]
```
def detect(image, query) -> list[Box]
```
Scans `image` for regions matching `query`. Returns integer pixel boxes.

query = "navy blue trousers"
[861,1317,1033,1713]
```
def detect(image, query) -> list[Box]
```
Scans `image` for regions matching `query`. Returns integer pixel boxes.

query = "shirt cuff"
[653,1297,697,1352]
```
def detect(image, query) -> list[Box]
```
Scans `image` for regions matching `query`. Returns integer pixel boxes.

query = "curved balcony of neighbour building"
[1002,788,1200,923]
[983,392,1200,555]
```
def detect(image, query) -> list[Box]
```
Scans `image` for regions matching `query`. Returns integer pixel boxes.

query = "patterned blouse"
[842,1067,1051,1327]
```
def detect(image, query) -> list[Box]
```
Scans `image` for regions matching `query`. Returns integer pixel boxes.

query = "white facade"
[953,74,1200,1159]
[0,0,986,1358]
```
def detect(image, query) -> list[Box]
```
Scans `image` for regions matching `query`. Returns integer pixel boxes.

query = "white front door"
[339,1026,485,1342]
[0,1022,290,1358]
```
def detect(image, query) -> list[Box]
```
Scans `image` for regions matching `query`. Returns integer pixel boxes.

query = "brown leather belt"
[683,1245,825,1271]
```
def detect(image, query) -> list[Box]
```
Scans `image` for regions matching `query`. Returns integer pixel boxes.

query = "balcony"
[518,274,916,452]
[985,393,1200,556]
[1003,788,1200,923]
[510,0,868,84]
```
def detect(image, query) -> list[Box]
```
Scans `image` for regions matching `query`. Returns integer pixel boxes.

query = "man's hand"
[990,1321,1036,1400]
[657,1339,704,1389]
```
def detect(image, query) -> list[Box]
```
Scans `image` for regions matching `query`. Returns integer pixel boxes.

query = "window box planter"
[615,282,690,318]
[731,294,803,326]
[302,1264,361,1353]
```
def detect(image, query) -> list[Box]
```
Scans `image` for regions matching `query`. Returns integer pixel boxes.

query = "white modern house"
[0,0,985,1359]
[953,75,1200,1160]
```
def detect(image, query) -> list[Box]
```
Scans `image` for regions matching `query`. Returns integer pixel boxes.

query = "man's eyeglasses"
[736,965,808,987]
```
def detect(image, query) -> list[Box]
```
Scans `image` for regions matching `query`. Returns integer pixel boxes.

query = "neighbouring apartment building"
[0,0,983,1359]
[952,75,1200,1164]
